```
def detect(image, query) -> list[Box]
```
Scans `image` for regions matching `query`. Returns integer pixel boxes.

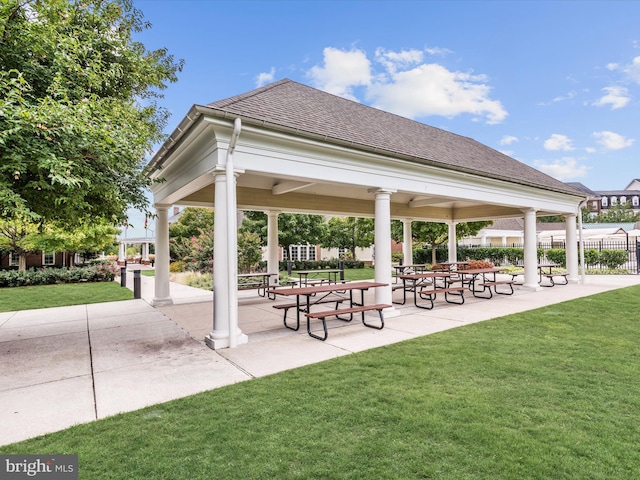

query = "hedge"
[413,246,629,270]
[0,263,118,288]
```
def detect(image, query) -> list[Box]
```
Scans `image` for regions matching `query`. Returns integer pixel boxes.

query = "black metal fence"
[429,238,639,274]
[536,239,639,274]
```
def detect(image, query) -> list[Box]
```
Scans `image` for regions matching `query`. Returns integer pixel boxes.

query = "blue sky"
[126,0,640,232]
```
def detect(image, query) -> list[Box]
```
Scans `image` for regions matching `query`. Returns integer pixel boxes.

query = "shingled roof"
[207,79,581,196]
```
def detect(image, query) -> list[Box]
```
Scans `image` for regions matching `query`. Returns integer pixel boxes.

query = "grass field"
[2,285,639,479]
[0,282,133,312]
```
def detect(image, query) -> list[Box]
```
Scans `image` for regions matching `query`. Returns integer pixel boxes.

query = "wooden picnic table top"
[455,267,504,275]
[238,272,277,278]
[398,272,452,280]
[293,269,343,275]
[272,281,387,296]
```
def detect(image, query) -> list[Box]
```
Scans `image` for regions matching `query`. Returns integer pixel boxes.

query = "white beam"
[272,181,315,195]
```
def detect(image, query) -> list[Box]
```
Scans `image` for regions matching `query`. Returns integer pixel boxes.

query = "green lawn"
[0,282,133,312]
[2,285,639,478]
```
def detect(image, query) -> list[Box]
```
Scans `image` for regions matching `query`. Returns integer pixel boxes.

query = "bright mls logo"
[1,455,78,479]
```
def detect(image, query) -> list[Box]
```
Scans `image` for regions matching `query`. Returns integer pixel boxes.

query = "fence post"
[120,266,126,287]
[636,239,640,275]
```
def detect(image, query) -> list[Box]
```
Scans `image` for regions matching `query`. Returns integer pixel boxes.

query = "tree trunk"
[18,253,27,271]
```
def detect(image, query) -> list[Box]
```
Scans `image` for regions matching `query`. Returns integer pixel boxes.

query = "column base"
[522,284,543,292]
[205,331,249,350]
[382,306,401,318]
[151,296,173,307]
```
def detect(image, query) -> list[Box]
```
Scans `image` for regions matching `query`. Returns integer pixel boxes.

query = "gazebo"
[145,79,586,349]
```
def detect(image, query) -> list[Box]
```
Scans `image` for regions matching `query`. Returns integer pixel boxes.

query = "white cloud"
[256,68,276,87]
[533,157,589,181]
[552,90,577,102]
[369,64,507,123]
[425,46,453,56]
[592,131,635,150]
[500,135,518,145]
[624,56,640,84]
[307,47,507,124]
[307,47,372,101]
[375,48,423,74]
[593,86,630,109]
[544,134,574,151]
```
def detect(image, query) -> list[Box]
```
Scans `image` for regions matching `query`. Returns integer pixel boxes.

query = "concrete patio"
[1,273,639,446]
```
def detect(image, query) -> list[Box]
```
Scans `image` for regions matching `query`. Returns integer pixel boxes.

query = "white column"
[142,242,149,262]
[402,219,413,265]
[501,236,507,247]
[207,170,231,348]
[564,213,579,283]
[152,205,172,305]
[373,189,394,310]
[267,211,280,285]
[205,169,247,350]
[523,208,541,290]
[447,221,458,263]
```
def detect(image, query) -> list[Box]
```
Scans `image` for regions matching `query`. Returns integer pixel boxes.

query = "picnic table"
[536,263,568,287]
[396,272,464,309]
[293,269,343,287]
[237,272,278,297]
[454,267,514,299]
[433,261,469,272]
[392,264,429,283]
[271,281,390,340]
[510,263,568,287]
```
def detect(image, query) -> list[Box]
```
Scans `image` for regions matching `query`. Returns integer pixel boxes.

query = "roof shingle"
[207,79,581,195]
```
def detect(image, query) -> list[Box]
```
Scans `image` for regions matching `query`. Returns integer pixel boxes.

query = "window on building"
[633,196,639,207]
[9,252,20,266]
[611,196,618,205]
[601,197,608,207]
[620,196,627,204]
[43,251,55,266]
[288,244,316,261]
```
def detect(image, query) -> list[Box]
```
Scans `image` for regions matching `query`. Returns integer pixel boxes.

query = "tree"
[322,216,374,260]
[0,216,39,270]
[169,208,214,240]
[240,211,326,259]
[592,201,640,223]
[0,216,117,269]
[392,220,492,264]
[0,0,183,226]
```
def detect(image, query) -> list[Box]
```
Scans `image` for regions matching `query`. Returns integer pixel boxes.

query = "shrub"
[545,248,566,267]
[170,261,185,273]
[462,260,494,269]
[0,264,117,288]
[599,250,628,269]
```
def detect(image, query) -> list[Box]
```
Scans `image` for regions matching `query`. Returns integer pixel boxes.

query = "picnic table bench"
[271,281,390,341]
[396,272,465,309]
[237,273,278,297]
[454,268,515,299]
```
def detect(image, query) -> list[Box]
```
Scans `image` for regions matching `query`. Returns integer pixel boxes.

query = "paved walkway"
[1,273,639,446]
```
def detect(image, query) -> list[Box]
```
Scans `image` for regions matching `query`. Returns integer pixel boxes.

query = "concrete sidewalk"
[1,274,639,446]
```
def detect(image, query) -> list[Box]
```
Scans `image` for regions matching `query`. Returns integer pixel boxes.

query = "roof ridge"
[207,78,292,108]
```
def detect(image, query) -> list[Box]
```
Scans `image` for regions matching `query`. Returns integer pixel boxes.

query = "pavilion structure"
[145,79,586,349]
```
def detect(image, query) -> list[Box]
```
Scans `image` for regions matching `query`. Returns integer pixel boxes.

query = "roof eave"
[147,105,587,200]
